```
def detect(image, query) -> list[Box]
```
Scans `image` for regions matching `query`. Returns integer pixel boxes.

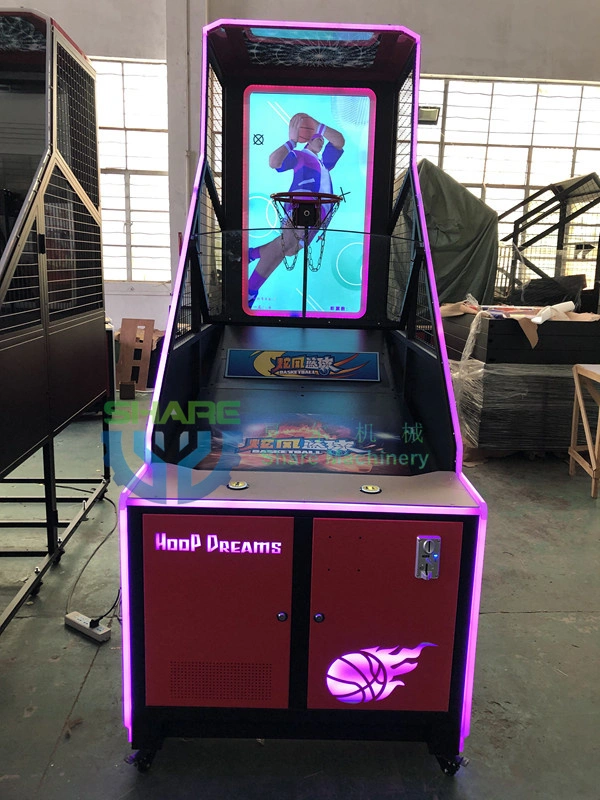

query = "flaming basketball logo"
[326,643,436,704]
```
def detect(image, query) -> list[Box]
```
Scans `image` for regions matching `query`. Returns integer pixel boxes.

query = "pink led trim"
[460,513,487,749]
[409,40,488,750]
[124,494,480,517]
[409,48,464,475]
[457,471,488,749]
[119,489,133,739]
[308,86,376,319]
[120,462,152,739]
[206,18,419,38]
[241,84,376,319]
[143,27,211,459]
[124,19,487,750]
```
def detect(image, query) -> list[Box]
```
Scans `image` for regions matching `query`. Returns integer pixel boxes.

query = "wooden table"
[569,364,600,498]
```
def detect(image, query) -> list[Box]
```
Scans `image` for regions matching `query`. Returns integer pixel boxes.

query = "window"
[417,76,600,289]
[91,58,170,282]
[417,76,600,246]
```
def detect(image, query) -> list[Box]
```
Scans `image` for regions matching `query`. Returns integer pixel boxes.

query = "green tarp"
[418,158,498,304]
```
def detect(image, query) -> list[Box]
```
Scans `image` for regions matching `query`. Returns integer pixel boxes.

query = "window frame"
[91,56,171,283]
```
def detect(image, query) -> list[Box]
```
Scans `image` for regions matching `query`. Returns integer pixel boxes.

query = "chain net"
[271,194,341,273]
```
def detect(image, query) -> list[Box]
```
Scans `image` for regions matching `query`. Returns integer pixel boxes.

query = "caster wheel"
[125,749,156,772]
[135,754,153,773]
[30,581,43,597]
[435,754,469,776]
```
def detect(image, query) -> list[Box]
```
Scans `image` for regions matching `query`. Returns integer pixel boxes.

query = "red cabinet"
[140,513,464,715]
[142,514,294,708]
[307,518,463,712]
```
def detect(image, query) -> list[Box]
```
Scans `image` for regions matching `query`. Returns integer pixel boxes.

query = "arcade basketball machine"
[120,19,487,775]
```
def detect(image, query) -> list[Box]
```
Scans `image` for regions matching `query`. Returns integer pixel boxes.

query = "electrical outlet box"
[64,612,111,643]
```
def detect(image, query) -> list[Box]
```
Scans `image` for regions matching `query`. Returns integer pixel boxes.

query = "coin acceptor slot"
[415,535,441,580]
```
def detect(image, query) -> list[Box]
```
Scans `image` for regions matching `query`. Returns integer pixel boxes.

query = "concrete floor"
[0,414,598,800]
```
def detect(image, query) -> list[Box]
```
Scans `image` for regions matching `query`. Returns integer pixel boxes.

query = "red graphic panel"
[142,514,294,708]
[308,518,463,711]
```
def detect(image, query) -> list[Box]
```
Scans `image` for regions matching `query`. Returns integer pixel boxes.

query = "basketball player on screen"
[247,113,345,309]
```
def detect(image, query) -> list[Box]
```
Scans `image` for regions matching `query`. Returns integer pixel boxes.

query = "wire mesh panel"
[44,167,102,320]
[173,179,222,339]
[174,257,192,340]
[207,66,223,201]
[56,42,99,208]
[387,186,438,352]
[0,222,41,333]
[197,183,222,317]
[0,13,47,260]
[393,70,414,205]
[387,216,413,322]
[415,258,436,349]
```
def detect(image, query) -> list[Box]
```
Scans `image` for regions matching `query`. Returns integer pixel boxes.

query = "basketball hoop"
[270,191,342,272]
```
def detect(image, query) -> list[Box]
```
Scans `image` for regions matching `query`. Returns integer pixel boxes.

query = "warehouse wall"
[25,0,600,84]
[22,0,166,59]
[209,0,600,82]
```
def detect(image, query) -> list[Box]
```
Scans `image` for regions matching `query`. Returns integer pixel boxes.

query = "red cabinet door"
[142,514,294,708]
[307,518,463,712]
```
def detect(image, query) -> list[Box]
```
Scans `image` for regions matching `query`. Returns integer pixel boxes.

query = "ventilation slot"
[170,661,273,703]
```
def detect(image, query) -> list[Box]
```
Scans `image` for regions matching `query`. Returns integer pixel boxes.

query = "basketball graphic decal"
[326,643,436,704]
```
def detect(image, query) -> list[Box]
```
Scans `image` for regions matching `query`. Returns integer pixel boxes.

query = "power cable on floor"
[55,484,95,494]
[89,589,121,628]
[64,495,119,617]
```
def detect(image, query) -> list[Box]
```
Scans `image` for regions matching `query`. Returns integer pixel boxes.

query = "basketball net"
[271,192,341,273]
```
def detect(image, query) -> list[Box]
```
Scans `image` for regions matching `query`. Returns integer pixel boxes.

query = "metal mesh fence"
[174,257,192,340]
[393,70,414,204]
[207,66,223,201]
[0,222,41,333]
[387,212,413,322]
[56,42,99,208]
[197,183,222,317]
[387,186,437,351]
[44,166,103,319]
[415,256,436,349]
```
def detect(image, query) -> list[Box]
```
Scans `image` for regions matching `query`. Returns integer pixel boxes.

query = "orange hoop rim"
[270,191,343,206]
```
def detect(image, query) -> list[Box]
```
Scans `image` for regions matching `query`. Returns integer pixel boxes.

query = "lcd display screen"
[243,86,376,318]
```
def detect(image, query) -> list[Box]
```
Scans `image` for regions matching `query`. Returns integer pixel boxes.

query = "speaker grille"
[169,661,273,703]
